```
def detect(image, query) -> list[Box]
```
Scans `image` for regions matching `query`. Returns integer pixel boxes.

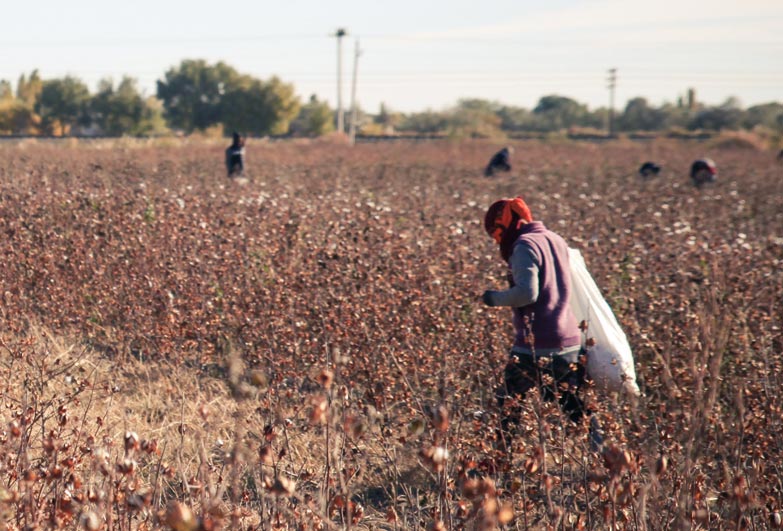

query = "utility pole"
[334,28,348,135]
[348,39,362,146]
[607,68,617,137]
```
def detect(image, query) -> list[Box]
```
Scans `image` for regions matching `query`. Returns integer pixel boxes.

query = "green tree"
[0,70,42,134]
[532,95,589,131]
[657,102,690,129]
[156,59,242,132]
[0,81,12,101]
[87,77,168,136]
[16,70,42,107]
[0,100,38,134]
[374,102,402,131]
[291,94,334,136]
[585,107,609,130]
[36,76,90,135]
[397,110,449,133]
[136,97,169,136]
[220,75,300,136]
[688,97,743,131]
[618,97,667,131]
[448,98,503,137]
[90,77,147,136]
[497,105,534,132]
[742,102,783,131]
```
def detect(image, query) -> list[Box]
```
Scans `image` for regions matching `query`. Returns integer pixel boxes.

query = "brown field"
[0,138,781,530]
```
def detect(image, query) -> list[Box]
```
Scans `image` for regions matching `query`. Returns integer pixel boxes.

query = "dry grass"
[707,130,770,152]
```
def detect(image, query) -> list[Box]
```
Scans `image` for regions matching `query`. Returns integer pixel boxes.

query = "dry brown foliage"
[0,138,781,530]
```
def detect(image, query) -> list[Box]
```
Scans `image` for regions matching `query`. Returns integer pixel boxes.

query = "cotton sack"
[568,247,641,396]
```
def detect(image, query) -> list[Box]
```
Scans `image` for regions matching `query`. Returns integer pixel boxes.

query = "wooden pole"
[349,40,362,145]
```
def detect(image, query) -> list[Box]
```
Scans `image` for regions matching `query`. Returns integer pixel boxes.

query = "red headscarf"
[484,197,533,262]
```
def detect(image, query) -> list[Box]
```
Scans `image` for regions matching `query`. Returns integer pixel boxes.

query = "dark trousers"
[496,349,588,439]
[228,154,244,177]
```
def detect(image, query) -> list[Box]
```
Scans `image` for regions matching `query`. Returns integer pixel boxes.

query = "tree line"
[1,60,782,138]
[0,60,331,138]
[388,96,783,138]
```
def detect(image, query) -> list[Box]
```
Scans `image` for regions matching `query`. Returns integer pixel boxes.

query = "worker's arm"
[482,243,539,307]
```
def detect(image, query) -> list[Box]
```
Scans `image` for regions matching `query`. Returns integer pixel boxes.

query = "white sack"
[568,247,641,396]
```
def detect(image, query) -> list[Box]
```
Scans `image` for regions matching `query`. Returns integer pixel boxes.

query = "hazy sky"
[1,0,781,113]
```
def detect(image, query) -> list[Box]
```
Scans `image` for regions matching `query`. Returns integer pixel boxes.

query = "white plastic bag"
[568,247,641,396]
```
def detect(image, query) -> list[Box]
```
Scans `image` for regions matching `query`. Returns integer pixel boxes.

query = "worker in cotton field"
[481,196,602,449]
[484,146,513,177]
[638,161,661,178]
[226,131,246,178]
[690,157,717,187]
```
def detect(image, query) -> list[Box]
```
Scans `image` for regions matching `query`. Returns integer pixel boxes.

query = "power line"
[0,34,327,47]
[6,67,779,82]
[1,30,781,49]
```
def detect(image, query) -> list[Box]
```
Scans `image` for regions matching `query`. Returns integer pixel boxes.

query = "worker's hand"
[482,290,500,307]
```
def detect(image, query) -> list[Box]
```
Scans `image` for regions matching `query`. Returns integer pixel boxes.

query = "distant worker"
[638,161,661,178]
[690,158,717,187]
[226,132,246,178]
[484,146,513,177]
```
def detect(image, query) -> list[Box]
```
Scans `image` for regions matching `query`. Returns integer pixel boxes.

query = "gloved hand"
[482,290,500,307]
